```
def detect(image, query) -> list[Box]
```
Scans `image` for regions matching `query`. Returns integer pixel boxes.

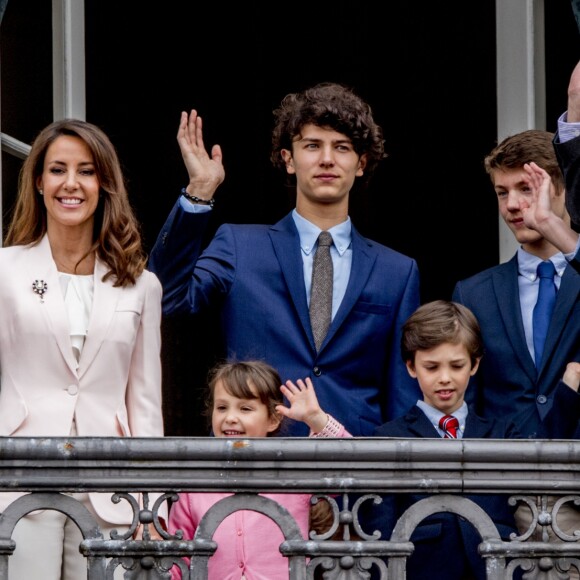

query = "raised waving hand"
[521,161,578,254]
[178,109,225,202]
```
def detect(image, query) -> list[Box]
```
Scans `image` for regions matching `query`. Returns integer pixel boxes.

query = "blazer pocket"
[111,296,143,346]
[352,301,391,315]
[115,293,144,313]
[108,310,141,349]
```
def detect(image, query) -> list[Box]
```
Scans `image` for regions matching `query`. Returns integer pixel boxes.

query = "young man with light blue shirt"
[149,82,421,437]
[452,129,579,439]
[450,119,580,555]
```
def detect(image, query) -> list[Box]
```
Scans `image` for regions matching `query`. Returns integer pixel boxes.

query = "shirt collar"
[292,208,352,257]
[517,247,568,281]
[417,400,468,431]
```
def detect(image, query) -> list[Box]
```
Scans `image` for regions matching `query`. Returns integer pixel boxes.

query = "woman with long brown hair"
[0,118,164,579]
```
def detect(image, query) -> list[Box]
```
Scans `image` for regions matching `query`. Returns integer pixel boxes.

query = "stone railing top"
[0,436,577,494]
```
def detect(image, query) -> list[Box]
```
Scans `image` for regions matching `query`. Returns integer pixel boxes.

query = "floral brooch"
[32,279,48,303]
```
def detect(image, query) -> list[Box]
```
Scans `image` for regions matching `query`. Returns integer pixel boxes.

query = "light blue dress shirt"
[517,250,568,361]
[291,209,351,320]
[557,112,580,143]
[180,196,212,213]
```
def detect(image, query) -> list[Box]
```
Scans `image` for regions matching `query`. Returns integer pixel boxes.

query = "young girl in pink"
[168,360,350,579]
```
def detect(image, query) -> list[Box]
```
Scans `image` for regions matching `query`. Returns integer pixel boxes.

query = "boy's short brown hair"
[401,300,484,368]
[484,129,565,193]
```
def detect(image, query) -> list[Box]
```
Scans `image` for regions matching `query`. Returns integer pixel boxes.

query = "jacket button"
[67,384,79,396]
[537,395,547,404]
[313,367,322,377]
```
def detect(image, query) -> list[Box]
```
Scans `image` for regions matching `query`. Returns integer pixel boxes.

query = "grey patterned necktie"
[310,231,334,351]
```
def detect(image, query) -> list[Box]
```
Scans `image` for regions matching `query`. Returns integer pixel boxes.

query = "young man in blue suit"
[148,83,421,437]
[452,130,580,440]
[373,300,580,580]
[451,128,580,559]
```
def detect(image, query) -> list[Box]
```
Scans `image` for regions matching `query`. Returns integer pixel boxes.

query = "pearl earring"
[38,189,43,195]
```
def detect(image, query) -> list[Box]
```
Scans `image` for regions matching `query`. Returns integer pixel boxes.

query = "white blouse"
[58,273,94,366]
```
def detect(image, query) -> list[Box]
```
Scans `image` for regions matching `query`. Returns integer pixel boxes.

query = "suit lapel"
[463,412,495,438]
[492,257,536,381]
[539,263,580,375]
[326,227,377,342]
[24,236,79,375]
[406,406,441,437]
[269,215,312,344]
[77,258,118,378]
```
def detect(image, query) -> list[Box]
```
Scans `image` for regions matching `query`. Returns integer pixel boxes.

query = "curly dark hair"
[270,82,386,188]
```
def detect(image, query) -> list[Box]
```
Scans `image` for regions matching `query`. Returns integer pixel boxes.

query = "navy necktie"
[532,260,557,369]
[439,415,459,439]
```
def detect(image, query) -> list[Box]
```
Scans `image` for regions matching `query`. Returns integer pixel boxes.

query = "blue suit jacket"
[149,203,421,436]
[372,406,535,580]
[452,255,580,437]
[371,390,580,580]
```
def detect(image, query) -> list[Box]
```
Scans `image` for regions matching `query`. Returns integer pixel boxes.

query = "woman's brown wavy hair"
[4,118,146,287]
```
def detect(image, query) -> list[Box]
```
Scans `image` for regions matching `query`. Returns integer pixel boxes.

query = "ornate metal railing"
[0,436,579,579]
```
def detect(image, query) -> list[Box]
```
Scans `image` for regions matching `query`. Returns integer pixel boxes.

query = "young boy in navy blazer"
[373,300,580,580]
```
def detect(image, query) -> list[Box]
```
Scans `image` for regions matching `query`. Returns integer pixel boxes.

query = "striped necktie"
[439,415,459,439]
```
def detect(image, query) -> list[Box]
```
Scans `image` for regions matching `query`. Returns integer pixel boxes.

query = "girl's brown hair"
[206,360,284,436]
